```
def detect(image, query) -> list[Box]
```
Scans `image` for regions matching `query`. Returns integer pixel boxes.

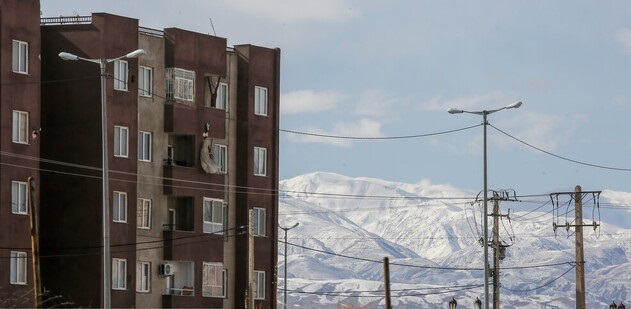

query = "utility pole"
[28,177,42,308]
[490,191,514,309]
[550,185,601,309]
[574,185,586,309]
[248,209,254,309]
[383,257,392,309]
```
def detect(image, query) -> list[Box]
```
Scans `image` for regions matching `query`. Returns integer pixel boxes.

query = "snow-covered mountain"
[278,172,631,308]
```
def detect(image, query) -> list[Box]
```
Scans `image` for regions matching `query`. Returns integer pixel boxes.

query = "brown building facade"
[23,11,279,309]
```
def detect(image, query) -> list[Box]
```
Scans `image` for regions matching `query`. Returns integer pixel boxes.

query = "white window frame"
[113,60,128,91]
[202,262,226,298]
[136,261,151,292]
[10,251,27,285]
[213,144,227,174]
[138,66,153,97]
[253,207,266,237]
[203,198,225,234]
[12,40,28,74]
[11,181,28,215]
[114,126,129,158]
[112,258,127,290]
[254,86,268,116]
[254,270,265,300]
[138,131,152,162]
[216,82,228,110]
[167,68,195,102]
[113,191,128,223]
[12,110,28,144]
[254,147,267,176]
[137,198,151,229]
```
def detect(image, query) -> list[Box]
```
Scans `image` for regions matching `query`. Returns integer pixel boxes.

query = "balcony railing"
[41,16,92,25]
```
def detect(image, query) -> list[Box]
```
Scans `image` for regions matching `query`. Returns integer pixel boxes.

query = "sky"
[40,1,631,197]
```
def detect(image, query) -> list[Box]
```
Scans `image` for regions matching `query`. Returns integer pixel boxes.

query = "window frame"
[213,144,227,174]
[136,261,151,293]
[12,40,28,74]
[137,198,151,229]
[254,147,267,176]
[254,270,265,300]
[113,60,128,91]
[114,126,129,158]
[112,258,127,290]
[216,82,228,110]
[11,181,28,215]
[138,66,153,97]
[254,86,268,116]
[202,262,226,298]
[253,207,266,237]
[203,198,225,234]
[138,131,152,162]
[113,191,128,223]
[10,251,27,285]
[12,110,29,144]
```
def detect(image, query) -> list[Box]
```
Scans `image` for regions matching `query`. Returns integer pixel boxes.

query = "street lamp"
[611,302,618,309]
[448,101,522,309]
[59,48,145,309]
[279,222,299,309]
[449,297,458,309]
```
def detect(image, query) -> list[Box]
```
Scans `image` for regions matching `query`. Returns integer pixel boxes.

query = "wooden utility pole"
[492,193,500,309]
[574,185,586,309]
[383,257,392,309]
[28,177,42,308]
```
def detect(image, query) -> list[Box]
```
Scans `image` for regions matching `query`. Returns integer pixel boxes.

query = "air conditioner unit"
[159,263,174,276]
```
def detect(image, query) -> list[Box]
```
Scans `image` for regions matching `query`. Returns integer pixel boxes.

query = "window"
[213,144,227,174]
[216,83,228,110]
[253,207,266,237]
[254,147,267,176]
[254,86,268,116]
[113,60,128,91]
[138,131,152,162]
[138,66,153,97]
[114,126,129,158]
[136,262,151,292]
[137,198,151,229]
[10,251,27,285]
[254,271,265,300]
[112,258,127,290]
[113,191,127,223]
[12,110,28,144]
[12,40,28,74]
[203,199,224,234]
[166,68,195,102]
[11,181,28,215]
[202,262,226,298]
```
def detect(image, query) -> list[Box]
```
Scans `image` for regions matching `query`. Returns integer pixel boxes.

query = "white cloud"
[218,0,359,24]
[495,112,588,151]
[281,90,344,114]
[419,91,511,112]
[615,28,631,54]
[286,119,384,147]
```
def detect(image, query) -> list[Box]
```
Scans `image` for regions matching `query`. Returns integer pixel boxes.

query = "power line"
[490,124,631,172]
[279,123,481,140]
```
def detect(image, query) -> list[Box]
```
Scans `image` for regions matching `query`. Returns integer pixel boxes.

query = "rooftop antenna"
[209,17,217,36]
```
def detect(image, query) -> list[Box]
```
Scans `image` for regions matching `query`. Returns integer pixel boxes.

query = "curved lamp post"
[473,297,482,309]
[280,222,299,309]
[59,49,145,309]
[448,101,522,309]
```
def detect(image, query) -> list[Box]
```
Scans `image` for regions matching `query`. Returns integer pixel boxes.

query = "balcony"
[161,261,195,307]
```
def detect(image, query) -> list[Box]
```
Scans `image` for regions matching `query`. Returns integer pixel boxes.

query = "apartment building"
[0,1,41,307]
[37,12,279,308]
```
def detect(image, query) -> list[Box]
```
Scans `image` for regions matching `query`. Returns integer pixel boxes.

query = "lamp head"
[125,49,145,59]
[447,108,464,114]
[505,101,522,109]
[58,52,79,61]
